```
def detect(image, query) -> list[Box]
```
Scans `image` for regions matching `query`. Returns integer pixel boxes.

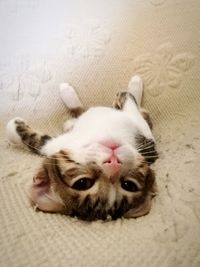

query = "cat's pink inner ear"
[30,169,50,208]
[30,168,64,213]
[33,169,49,187]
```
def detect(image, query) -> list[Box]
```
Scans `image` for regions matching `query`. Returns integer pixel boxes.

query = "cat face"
[30,141,156,220]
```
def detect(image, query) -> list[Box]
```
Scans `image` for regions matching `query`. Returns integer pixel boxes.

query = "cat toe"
[6,117,25,144]
[129,75,142,84]
[60,83,75,94]
[59,83,82,109]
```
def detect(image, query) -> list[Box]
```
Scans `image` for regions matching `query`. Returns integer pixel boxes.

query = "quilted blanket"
[0,1,199,266]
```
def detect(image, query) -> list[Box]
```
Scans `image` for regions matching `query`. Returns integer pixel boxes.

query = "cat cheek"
[117,145,138,162]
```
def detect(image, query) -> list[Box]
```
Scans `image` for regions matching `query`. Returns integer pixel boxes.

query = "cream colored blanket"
[0,1,200,266]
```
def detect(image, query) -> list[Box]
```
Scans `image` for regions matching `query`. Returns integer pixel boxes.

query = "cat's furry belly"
[42,107,138,156]
[73,107,138,137]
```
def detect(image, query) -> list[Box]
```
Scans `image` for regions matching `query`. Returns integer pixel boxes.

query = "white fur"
[63,118,77,132]
[123,98,153,140]
[41,107,139,157]
[7,77,154,179]
[60,83,82,108]
[128,75,143,106]
[6,117,25,144]
[41,105,154,173]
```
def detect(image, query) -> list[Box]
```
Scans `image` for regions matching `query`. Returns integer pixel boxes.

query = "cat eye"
[121,180,139,192]
[72,178,95,191]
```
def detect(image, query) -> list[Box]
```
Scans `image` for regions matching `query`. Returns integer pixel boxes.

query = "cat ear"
[124,169,157,218]
[29,168,64,212]
[123,194,153,218]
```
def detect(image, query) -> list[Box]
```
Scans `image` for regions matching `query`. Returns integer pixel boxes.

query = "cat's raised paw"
[128,75,143,106]
[6,117,26,144]
[59,83,82,109]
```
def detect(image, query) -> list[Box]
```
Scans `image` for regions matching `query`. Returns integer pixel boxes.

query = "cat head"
[29,141,157,221]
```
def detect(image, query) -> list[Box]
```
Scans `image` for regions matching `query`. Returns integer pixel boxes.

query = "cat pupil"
[72,178,95,191]
[121,180,139,192]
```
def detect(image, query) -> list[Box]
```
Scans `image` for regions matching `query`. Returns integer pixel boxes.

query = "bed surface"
[0,1,200,266]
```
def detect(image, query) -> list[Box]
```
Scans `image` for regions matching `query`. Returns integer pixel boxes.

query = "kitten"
[6,76,158,221]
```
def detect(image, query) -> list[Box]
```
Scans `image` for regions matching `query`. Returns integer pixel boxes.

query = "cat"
[6,75,158,221]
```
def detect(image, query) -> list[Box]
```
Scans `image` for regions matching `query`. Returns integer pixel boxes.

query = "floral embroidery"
[0,56,52,101]
[132,43,195,96]
[64,23,110,59]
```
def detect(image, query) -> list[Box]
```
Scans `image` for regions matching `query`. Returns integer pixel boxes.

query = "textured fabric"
[0,0,200,266]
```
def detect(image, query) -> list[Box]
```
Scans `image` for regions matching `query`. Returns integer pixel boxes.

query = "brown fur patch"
[113,92,153,129]
[69,107,86,118]
[112,92,137,110]
[135,134,158,164]
[140,108,153,129]
[15,120,51,154]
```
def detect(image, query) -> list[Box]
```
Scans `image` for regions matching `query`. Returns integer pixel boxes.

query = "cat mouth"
[100,141,121,150]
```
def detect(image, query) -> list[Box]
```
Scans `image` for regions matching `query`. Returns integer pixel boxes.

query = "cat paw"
[60,83,82,109]
[128,75,143,106]
[6,117,26,144]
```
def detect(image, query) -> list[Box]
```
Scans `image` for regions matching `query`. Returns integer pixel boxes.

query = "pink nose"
[103,153,121,182]
[104,154,121,165]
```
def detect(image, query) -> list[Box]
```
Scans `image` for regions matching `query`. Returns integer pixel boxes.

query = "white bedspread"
[0,1,199,266]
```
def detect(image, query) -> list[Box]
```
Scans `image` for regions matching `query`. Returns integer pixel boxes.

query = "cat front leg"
[6,117,52,155]
[113,76,158,164]
[128,75,143,106]
[59,83,85,117]
[59,83,86,132]
[128,75,153,129]
[113,76,153,138]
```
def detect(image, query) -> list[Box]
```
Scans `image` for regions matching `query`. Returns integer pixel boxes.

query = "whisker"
[15,141,43,154]
[8,142,67,161]
[20,143,75,162]
[137,144,156,152]
[141,155,159,159]
[7,141,42,154]
[15,142,64,162]
[140,150,158,155]
[136,140,155,149]
[137,140,155,147]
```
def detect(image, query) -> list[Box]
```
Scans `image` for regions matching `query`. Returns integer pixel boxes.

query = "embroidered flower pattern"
[0,56,52,101]
[132,43,195,96]
[64,23,110,59]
